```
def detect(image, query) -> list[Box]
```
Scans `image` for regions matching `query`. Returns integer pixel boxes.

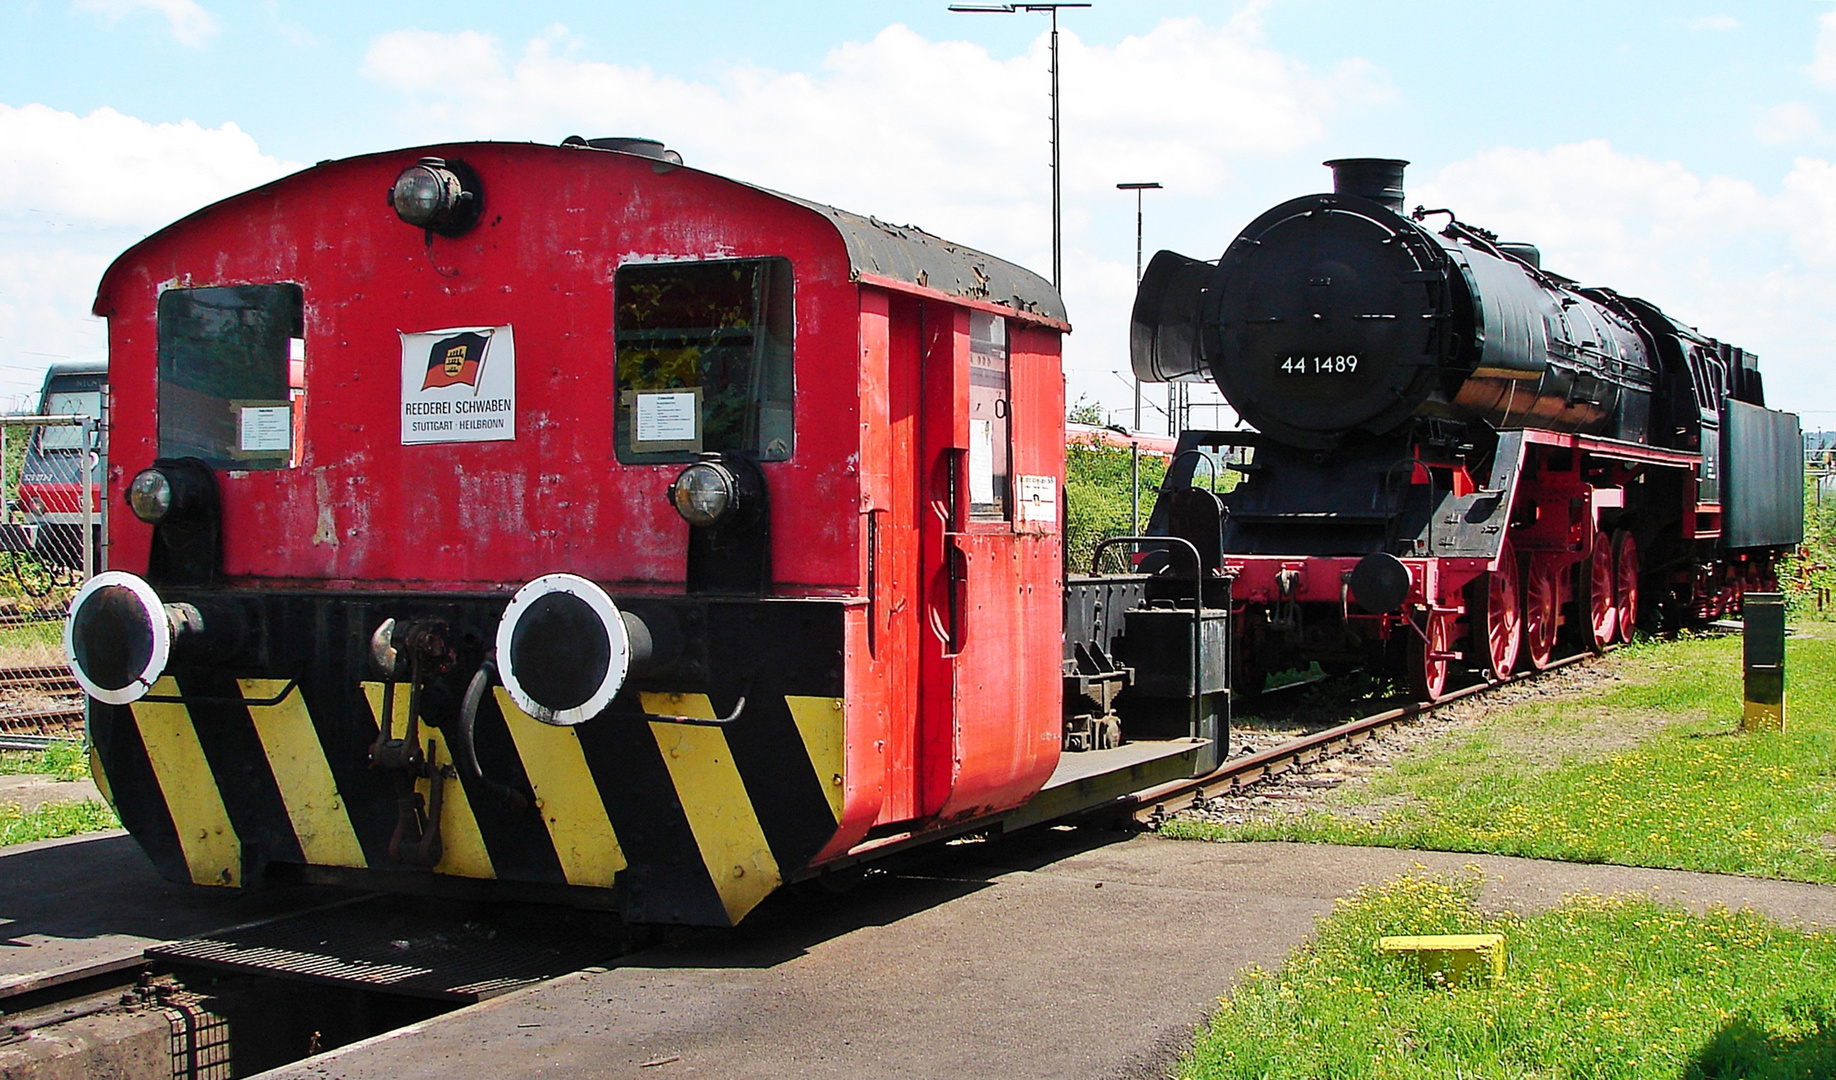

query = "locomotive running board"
[999,739,1210,833]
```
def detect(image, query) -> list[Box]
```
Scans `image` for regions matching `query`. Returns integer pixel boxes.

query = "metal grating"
[147,901,623,1002]
[164,991,232,1080]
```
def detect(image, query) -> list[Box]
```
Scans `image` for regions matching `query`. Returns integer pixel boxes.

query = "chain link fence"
[0,414,102,742]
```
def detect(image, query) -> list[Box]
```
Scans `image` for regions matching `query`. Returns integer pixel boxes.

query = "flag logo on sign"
[423,331,489,389]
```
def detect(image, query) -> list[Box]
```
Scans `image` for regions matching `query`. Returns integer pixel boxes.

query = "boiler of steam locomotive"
[1132,158,1658,450]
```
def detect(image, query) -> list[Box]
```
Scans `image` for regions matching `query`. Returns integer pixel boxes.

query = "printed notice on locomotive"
[236,403,292,455]
[1017,475,1058,526]
[399,325,516,445]
[632,389,701,452]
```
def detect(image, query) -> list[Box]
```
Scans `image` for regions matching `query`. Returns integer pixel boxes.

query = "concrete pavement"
[257,832,1836,1080]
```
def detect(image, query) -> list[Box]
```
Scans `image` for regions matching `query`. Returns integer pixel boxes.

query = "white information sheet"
[634,391,700,444]
[239,406,292,453]
[969,419,996,505]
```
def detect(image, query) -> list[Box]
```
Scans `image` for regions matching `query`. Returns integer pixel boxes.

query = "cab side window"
[968,311,1011,521]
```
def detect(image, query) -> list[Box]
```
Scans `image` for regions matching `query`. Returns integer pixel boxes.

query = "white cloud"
[1757,101,1823,145]
[361,15,1389,414]
[0,103,295,230]
[1814,8,1836,89]
[0,103,297,401]
[1684,14,1739,32]
[71,0,218,48]
[1411,142,1836,414]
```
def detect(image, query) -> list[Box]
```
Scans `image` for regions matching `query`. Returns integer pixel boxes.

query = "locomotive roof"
[761,190,1067,325]
[93,141,1068,327]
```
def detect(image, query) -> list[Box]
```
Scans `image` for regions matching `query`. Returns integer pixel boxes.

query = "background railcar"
[15,360,106,577]
[1128,159,1803,699]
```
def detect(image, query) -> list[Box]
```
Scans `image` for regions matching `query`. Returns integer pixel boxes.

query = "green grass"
[0,740,89,781]
[0,798,117,846]
[1183,870,1836,1080]
[1166,630,1836,882]
[0,616,70,668]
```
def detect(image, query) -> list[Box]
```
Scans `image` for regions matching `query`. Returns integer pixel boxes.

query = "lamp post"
[1116,180,1160,431]
[948,2,1091,292]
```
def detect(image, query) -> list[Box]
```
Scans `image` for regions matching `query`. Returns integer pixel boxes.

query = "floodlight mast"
[948,2,1092,292]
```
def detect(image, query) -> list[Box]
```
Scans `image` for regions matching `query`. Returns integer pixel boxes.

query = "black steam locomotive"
[1112,158,1800,701]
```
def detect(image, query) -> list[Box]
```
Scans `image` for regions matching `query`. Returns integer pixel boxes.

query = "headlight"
[668,462,736,527]
[127,469,173,524]
[389,157,480,235]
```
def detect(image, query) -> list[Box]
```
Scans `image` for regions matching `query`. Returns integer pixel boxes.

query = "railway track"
[0,662,84,741]
[1120,651,1596,826]
[0,665,79,694]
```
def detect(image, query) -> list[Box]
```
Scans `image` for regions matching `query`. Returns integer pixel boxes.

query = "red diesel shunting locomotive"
[64,136,1210,926]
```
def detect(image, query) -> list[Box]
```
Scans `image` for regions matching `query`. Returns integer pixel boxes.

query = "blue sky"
[4,1,1836,426]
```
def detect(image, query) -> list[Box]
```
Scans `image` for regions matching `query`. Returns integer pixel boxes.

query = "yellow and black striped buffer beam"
[89,654,846,927]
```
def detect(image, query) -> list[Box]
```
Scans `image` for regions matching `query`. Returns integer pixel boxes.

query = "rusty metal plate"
[146,900,623,1002]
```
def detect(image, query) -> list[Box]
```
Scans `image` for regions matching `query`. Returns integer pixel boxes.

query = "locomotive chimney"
[1324,158,1408,213]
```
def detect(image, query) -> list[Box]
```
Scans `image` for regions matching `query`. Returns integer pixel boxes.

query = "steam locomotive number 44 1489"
[1280,355,1360,374]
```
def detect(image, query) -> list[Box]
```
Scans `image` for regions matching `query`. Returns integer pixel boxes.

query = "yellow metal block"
[1741,697,1785,732]
[1377,933,1505,986]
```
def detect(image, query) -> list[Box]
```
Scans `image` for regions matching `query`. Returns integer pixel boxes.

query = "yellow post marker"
[1742,592,1786,732]
[1378,934,1506,987]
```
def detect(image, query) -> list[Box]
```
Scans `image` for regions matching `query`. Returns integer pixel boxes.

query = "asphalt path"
[259,832,1836,1080]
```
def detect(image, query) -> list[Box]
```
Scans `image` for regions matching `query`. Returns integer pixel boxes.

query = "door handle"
[928,532,968,656]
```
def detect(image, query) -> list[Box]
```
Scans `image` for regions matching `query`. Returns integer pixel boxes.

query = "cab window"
[38,387,102,450]
[968,311,1011,521]
[614,259,793,463]
[156,284,302,469]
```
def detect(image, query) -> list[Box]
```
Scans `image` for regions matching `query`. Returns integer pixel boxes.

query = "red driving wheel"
[1523,554,1559,671]
[1473,539,1522,680]
[1613,530,1638,643]
[1584,527,1617,653]
[1408,609,1452,702]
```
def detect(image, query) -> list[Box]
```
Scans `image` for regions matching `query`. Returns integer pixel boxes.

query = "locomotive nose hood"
[1131,159,1453,449]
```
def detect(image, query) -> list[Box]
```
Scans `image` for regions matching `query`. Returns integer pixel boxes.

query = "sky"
[3,0,1836,430]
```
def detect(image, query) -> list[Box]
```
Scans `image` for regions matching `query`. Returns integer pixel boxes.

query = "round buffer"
[64,571,171,705]
[495,573,629,726]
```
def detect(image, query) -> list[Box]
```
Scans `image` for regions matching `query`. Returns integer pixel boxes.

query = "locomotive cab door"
[913,304,1061,822]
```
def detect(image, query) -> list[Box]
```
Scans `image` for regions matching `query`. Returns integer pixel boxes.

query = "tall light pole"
[948,2,1091,292]
[1116,180,1160,431]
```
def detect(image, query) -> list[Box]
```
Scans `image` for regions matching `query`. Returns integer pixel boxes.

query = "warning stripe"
[641,692,781,925]
[785,696,846,823]
[88,743,113,807]
[129,677,241,887]
[241,678,365,868]
[495,687,627,887]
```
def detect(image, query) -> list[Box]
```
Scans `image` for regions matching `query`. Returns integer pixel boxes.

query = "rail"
[1116,651,1594,824]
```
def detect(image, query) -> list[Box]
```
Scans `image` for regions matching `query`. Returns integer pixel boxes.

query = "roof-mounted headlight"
[389,157,482,236]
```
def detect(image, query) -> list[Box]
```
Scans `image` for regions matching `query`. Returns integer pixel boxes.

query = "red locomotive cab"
[69,138,1067,926]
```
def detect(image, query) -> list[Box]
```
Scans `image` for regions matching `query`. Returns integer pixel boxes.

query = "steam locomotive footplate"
[146,895,626,1002]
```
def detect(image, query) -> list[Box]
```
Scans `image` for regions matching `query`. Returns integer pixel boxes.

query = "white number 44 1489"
[1281,355,1359,374]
